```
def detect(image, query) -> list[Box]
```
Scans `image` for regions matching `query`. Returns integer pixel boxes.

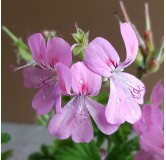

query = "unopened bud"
[43,30,56,43]
[144,30,154,52]
[145,3,151,31]
[147,57,160,73]
[159,53,164,64]
[134,49,144,67]
[155,37,164,64]
[72,25,89,58]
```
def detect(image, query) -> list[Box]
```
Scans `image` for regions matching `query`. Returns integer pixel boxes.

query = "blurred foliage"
[93,92,109,105]
[1,132,13,160]
[28,122,139,160]
[1,150,13,160]
[35,111,55,127]
[1,132,11,144]
[2,26,32,63]
[28,139,101,160]
[105,123,139,160]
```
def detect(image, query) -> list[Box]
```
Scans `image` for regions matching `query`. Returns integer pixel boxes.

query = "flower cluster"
[134,81,164,160]
[23,22,145,142]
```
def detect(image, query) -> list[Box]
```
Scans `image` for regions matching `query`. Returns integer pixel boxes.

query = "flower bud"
[147,56,160,73]
[147,38,164,73]
[43,30,56,38]
[43,30,56,43]
[72,26,89,58]
[134,49,144,67]
[144,30,154,53]
[155,38,164,64]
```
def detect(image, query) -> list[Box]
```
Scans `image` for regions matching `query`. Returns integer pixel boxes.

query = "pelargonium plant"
[3,1,164,160]
[23,22,144,142]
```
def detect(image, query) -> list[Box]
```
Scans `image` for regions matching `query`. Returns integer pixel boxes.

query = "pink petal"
[153,154,164,160]
[150,80,164,107]
[105,79,125,124]
[71,62,101,96]
[48,96,93,142]
[32,85,56,115]
[143,105,164,129]
[71,101,93,143]
[134,104,164,134]
[47,37,72,67]
[134,150,156,160]
[140,127,164,156]
[28,33,47,67]
[116,72,145,104]
[52,84,62,114]
[48,97,78,140]
[106,78,142,124]
[56,62,72,95]
[118,23,138,68]
[121,81,142,124]
[149,106,164,129]
[23,67,54,88]
[85,97,119,135]
[133,104,151,134]
[84,37,120,77]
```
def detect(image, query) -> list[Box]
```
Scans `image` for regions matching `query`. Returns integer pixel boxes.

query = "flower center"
[74,96,88,127]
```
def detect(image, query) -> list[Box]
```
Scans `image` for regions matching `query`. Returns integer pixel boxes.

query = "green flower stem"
[2,26,32,62]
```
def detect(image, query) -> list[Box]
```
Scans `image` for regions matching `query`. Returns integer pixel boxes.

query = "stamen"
[115,74,145,100]
[74,96,87,127]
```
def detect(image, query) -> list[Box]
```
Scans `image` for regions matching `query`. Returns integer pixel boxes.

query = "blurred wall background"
[2,0,163,123]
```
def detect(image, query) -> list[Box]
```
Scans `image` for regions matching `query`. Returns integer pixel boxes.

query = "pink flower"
[48,62,119,143]
[134,126,164,160]
[135,150,163,160]
[150,80,164,108]
[23,33,72,115]
[84,23,145,124]
[139,127,164,159]
[28,33,72,68]
[134,81,164,133]
[134,81,164,160]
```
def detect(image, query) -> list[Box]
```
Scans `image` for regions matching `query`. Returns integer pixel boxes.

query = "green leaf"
[28,139,101,160]
[73,46,83,56]
[96,133,105,147]
[105,123,139,160]
[93,92,109,105]
[56,141,101,160]
[1,132,11,144]
[82,31,89,47]
[118,123,132,141]
[1,149,13,160]
[72,33,82,43]
[71,26,89,58]
[77,28,85,37]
